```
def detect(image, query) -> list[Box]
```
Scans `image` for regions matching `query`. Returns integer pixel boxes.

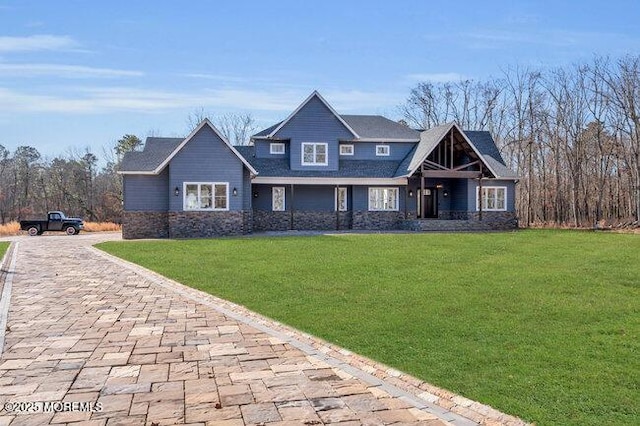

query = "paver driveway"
[0,234,523,426]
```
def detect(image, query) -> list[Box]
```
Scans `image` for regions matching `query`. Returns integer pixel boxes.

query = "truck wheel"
[65,226,77,235]
[27,226,39,236]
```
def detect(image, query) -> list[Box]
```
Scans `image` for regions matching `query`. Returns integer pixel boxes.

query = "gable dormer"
[269,91,357,171]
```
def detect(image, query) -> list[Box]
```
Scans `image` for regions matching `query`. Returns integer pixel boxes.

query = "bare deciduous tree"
[403,55,640,226]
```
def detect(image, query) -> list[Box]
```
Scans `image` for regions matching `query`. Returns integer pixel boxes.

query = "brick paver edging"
[89,246,529,426]
[0,242,18,354]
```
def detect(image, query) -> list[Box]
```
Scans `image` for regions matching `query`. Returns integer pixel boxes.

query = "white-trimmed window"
[270,143,285,154]
[301,142,328,165]
[477,186,507,211]
[368,187,398,211]
[272,187,285,211]
[184,183,228,211]
[339,144,354,156]
[376,145,390,156]
[335,187,348,211]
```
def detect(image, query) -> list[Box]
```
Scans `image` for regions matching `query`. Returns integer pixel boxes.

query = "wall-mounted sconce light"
[408,189,414,197]
[232,187,238,196]
[174,186,180,196]
[443,190,449,197]
[436,183,444,189]
[253,191,259,198]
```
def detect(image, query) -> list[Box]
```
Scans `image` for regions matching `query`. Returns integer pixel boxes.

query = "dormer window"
[339,144,354,156]
[301,143,328,166]
[376,145,390,156]
[270,143,285,154]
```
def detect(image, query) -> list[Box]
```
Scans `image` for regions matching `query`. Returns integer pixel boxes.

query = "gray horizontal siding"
[274,95,353,172]
[467,179,516,212]
[352,185,406,212]
[342,142,416,161]
[252,184,342,212]
[168,125,246,212]
[123,168,169,212]
[255,140,290,159]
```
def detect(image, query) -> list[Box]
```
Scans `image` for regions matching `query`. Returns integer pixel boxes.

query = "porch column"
[478,164,483,221]
[335,185,340,231]
[420,164,425,219]
[404,185,408,219]
[290,184,295,230]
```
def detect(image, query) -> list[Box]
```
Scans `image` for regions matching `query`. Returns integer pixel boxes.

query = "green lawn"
[0,242,8,260]
[96,230,639,426]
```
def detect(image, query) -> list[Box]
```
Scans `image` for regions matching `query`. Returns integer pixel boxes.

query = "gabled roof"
[404,122,454,174]
[263,91,360,139]
[252,121,282,139]
[118,119,258,176]
[395,122,516,179]
[465,131,518,179]
[340,115,419,141]
[253,115,419,142]
[120,138,182,174]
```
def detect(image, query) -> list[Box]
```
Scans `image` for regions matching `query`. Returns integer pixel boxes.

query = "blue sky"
[1,0,639,159]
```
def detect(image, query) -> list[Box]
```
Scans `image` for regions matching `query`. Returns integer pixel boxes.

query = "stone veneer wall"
[438,210,469,220]
[253,211,291,232]
[352,211,405,230]
[122,212,169,239]
[167,211,252,238]
[253,211,353,231]
[402,211,518,232]
[467,211,518,229]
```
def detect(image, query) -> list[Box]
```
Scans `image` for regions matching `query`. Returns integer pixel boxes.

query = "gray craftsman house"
[119,91,517,239]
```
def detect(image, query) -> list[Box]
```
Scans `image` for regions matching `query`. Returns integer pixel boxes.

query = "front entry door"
[419,188,438,218]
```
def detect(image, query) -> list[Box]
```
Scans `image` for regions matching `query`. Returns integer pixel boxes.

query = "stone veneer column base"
[168,211,252,238]
[122,212,169,239]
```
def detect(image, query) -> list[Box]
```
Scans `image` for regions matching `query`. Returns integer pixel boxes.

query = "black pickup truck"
[20,211,84,236]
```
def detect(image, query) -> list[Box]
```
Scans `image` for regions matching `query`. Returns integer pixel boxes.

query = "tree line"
[0,139,128,223]
[401,55,640,227]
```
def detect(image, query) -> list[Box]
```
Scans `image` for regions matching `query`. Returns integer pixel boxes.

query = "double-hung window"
[184,183,228,211]
[339,144,354,156]
[272,187,285,211]
[270,143,285,154]
[368,187,398,211]
[376,145,390,156]
[477,186,507,211]
[301,143,328,166]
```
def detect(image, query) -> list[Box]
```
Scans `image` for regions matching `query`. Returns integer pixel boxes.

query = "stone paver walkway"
[0,233,526,426]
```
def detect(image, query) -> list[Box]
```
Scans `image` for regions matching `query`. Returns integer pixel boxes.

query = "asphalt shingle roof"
[252,121,282,138]
[403,122,453,175]
[465,131,518,179]
[252,115,419,141]
[122,126,516,180]
[120,137,182,172]
[340,115,419,140]
[236,146,400,178]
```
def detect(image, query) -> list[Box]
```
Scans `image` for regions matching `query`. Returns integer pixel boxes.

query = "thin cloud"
[0,63,143,78]
[183,73,252,83]
[0,34,79,53]
[459,29,640,50]
[0,86,404,116]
